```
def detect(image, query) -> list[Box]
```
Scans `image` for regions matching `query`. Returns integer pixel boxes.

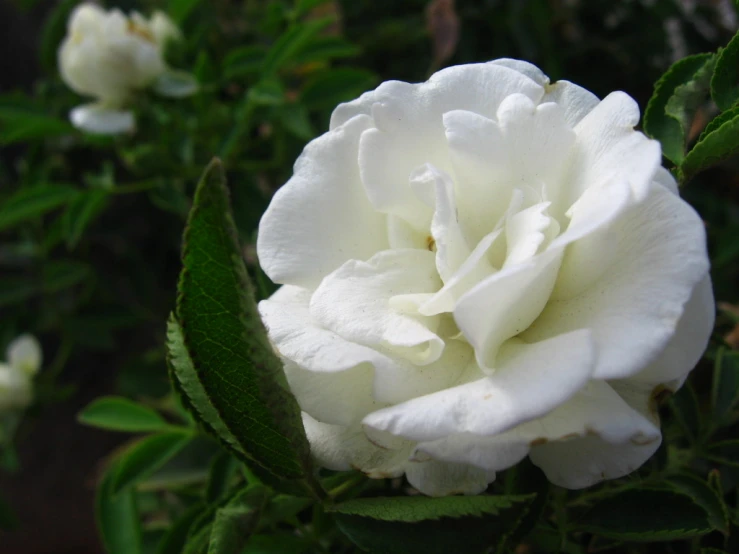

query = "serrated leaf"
[711,30,739,111]
[669,381,702,442]
[667,473,729,534]
[207,485,267,554]
[329,495,534,554]
[62,189,109,249]
[262,18,334,76]
[573,488,713,541]
[112,431,194,494]
[301,68,376,110]
[704,440,739,467]
[96,458,143,554]
[682,109,739,179]
[173,159,317,489]
[0,184,77,232]
[644,53,714,164]
[712,347,739,424]
[665,54,716,144]
[699,105,739,142]
[78,396,170,433]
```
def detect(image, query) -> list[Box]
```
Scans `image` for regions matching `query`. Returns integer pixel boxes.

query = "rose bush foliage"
[256,59,714,496]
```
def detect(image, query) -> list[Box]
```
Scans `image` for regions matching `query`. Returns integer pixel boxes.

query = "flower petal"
[350,64,544,225]
[632,275,714,388]
[563,91,661,208]
[541,80,600,128]
[525,182,710,380]
[310,249,444,365]
[70,104,135,134]
[362,329,595,443]
[454,247,563,370]
[257,114,388,288]
[7,335,42,376]
[302,414,409,477]
[405,459,496,497]
[529,435,661,489]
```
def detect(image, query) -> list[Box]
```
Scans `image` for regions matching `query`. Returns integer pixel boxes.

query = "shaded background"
[0,1,737,553]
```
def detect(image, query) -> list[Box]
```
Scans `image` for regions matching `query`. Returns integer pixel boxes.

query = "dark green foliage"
[330,495,535,554]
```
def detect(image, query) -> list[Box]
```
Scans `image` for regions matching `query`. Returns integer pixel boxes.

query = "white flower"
[0,335,42,412]
[58,3,195,135]
[256,59,714,496]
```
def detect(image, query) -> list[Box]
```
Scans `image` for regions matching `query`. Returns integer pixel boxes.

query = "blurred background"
[0,1,737,553]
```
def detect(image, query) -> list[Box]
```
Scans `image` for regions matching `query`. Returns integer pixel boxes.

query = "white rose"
[257,59,714,496]
[58,3,193,135]
[0,335,42,412]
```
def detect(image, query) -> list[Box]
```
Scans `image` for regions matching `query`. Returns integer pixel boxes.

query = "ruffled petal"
[362,329,595,443]
[257,114,388,288]
[563,91,661,207]
[525,182,710,380]
[454,248,563,370]
[310,249,443,365]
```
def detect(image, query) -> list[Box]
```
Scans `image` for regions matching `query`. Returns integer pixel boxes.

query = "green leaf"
[0,108,73,145]
[224,46,268,79]
[42,259,90,292]
[39,0,77,72]
[644,53,714,164]
[711,30,739,111]
[62,189,109,249]
[262,18,334,76]
[154,71,199,99]
[667,473,730,534]
[682,108,739,179]
[168,0,202,23]
[699,104,739,142]
[112,431,194,494]
[0,493,18,531]
[573,488,713,541]
[207,485,267,554]
[96,459,143,554]
[669,381,702,442]
[156,502,206,554]
[78,397,170,433]
[704,440,739,467]
[294,0,333,18]
[301,68,376,110]
[329,495,534,554]
[292,36,361,65]
[711,348,739,424]
[0,184,77,232]
[248,80,286,107]
[206,451,240,503]
[243,532,311,554]
[173,160,317,488]
[277,103,314,140]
